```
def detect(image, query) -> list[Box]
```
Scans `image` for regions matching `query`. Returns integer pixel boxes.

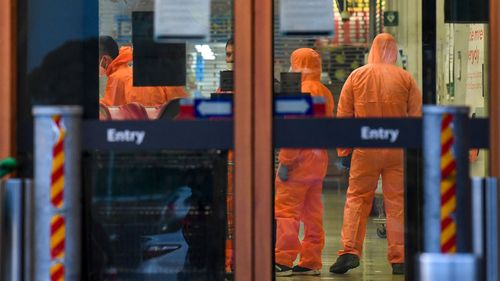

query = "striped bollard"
[423,106,472,253]
[49,115,66,281]
[420,106,476,280]
[33,106,82,281]
[440,113,457,253]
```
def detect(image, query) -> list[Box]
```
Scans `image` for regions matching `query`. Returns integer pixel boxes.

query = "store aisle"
[277,186,405,281]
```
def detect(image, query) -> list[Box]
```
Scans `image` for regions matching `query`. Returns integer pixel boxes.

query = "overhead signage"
[444,0,488,23]
[154,0,210,42]
[274,96,313,116]
[280,0,334,35]
[107,128,145,145]
[132,12,187,86]
[194,99,233,118]
[77,118,488,151]
[384,11,399,26]
[360,126,399,143]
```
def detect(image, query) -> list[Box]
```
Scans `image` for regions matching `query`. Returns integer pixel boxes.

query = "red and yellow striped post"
[440,113,457,253]
[50,262,65,281]
[50,115,66,281]
[51,116,65,208]
[50,214,65,260]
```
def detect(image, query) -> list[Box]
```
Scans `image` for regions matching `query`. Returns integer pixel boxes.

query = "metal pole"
[423,106,471,253]
[32,106,82,281]
[471,178,484,257]
[485,178,498,281]
[1,179,24,281]
[419,253,478,280]
[471,178,485,281]
[24,179,34,281]
[490,0,500,178]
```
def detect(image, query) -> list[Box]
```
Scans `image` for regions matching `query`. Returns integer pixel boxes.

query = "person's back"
[280,48,334,182]
[291,48,334,117]
[336,33,420,158]
[338,63,420,118]
[331,33,422,276]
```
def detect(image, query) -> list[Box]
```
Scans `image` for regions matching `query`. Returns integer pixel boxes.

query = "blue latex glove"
[277,165,289,181]
[339,155,352,169]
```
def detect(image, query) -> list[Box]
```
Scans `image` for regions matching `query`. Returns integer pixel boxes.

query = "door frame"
[233,0,500,280]
[0,0,16,159]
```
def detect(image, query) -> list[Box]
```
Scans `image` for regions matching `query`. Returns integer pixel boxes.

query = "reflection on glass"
[93,1,235,279]
[85,151,227,280]
[98,0,233,121]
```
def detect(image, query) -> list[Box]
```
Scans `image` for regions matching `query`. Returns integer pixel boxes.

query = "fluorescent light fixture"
[195,44,216,60]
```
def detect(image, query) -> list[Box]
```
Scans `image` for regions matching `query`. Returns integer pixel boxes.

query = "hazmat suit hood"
[106,46,133,76]
[290,48,322,82]
[367,33,398,64]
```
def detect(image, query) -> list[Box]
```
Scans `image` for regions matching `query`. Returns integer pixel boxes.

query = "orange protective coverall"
[275,48,334,270]
[100,46,188,107]
[336,33,422,264]
[213,86,235,271]
[226,150,234,272]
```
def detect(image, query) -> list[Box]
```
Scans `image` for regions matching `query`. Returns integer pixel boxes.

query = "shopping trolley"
[372,176,387,238]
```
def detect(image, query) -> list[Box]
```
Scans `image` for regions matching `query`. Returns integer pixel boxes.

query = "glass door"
[15,0,491,280]
[271,0,423,280]
[17,0,237,280]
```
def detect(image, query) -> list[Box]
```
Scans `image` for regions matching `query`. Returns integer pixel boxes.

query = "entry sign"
[194,99,233,118]
[154,0,210,41]
[280,0,334,35]
[384,11,399,27]
[275,96,313,116]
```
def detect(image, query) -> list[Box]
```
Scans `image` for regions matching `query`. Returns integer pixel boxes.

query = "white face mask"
[226,62,233,71]
[99,57,107,77]
[99,76,108,98]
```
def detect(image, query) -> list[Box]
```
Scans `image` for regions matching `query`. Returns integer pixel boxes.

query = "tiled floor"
[276,184,405,281]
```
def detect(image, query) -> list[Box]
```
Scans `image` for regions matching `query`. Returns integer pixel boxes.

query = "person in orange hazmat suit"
[275,48,334,277]
[222,37,235,274]
[99,36,187,107]
[210,37,235,274]
[330,33,422,275]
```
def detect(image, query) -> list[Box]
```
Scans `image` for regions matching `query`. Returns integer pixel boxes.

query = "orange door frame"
[234,0,273,280]
[490,0,500,177]
[0,0,16,159]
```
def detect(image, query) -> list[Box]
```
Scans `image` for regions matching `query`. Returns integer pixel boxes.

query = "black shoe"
[275,264,292,277]
[292,265,321,276]
[329,254,360,274]
[392,263,405,275]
